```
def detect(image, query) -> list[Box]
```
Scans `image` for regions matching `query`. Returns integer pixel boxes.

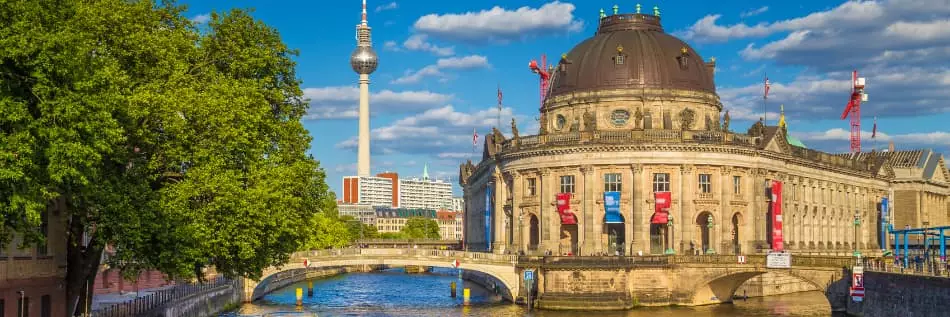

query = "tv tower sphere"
[350,46,378,74]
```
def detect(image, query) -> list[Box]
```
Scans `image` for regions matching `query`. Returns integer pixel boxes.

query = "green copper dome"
[787,134,807,148]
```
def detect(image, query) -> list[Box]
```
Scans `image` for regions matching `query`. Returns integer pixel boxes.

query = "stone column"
[752,168,769,253]
[539,168,555,252]
[628,164,640,255]
[491,171,506,254]
[679,165,693,254]
[512,172,524,252]
[582,165,597,255]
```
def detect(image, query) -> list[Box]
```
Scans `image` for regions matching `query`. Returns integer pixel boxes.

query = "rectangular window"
[1,299,4,317]
[615,55,625,65]
[41,295,50,317]
[699,174,712,193]
[526,178,537,196]
[652,173,670,192]
[560,175,575,194]
[733,176,742,195]
[604,173,622,192]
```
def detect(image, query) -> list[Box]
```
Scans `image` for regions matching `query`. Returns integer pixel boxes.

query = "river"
[226,268,841,317]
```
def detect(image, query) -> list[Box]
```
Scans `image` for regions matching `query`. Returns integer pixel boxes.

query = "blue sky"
[181,1,950,197]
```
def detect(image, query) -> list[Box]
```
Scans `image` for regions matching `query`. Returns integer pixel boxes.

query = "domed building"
[460,8,949,260]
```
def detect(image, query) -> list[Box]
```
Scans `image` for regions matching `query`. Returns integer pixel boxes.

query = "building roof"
[549,12,716,98]
[786,134,807,148]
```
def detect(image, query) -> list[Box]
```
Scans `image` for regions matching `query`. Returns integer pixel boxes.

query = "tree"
[379,232,407,239]
[0,1,335,314]
[400,217,441,239]
[339,215,379,241]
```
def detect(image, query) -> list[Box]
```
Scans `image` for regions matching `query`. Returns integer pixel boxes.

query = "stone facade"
[850,271,950,317]
[0,199,68,317]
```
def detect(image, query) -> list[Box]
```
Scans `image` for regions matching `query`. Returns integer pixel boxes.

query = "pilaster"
[581,165,597,255]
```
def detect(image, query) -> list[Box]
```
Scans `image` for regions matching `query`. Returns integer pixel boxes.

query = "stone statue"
[704,115,713,131]
[511,118,520,139]
[678,108,695,130]
[747,117,765,137]
[569,116,580,132]
[722,110,731,132]
[634,108,643,129]
[583,110,597,131]
[492,127,505,144]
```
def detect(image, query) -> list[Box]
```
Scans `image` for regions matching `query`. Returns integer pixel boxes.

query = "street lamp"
[518,213,524,253]
[665,215,675,255]
[853,211,862,258]
[706,214,716,254]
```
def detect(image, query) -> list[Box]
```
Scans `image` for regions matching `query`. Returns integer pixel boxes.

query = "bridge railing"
[90,277,235,317]
[290,248,518,264]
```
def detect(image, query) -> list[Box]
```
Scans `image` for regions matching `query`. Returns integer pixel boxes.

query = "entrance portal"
[559,224,578,255]
[605,214,625,255]
[732,213,741,255]
[696,212,714,254]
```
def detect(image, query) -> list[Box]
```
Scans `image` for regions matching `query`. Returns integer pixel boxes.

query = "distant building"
[341,164,456,210]
[338,203,376,225]
[372,207,462,240]
[451,196,465,212]
[437,211,465,240]
[342,175,395,207]
[1,199,67,317]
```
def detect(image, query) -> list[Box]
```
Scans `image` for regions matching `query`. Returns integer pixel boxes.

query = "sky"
[181,0,950,197]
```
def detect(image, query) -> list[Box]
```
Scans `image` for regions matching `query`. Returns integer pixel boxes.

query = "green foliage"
[0,0,337,307]
[379,232,407,239]
[400,217,441,239]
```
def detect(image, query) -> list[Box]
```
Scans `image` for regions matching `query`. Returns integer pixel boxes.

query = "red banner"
[556,193,577,225]
[652,192,671,224]
[771,180,784,251]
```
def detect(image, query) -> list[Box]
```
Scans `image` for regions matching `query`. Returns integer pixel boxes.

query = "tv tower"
[351,0,378,176]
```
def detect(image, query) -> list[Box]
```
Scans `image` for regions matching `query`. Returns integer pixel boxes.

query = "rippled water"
[226,268,841,317]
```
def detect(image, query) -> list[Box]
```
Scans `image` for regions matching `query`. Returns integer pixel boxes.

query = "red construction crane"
[528,54,551,110]
[840,70,868,153]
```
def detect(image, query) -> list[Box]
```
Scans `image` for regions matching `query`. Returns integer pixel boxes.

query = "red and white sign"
[850,266,865,302]
[737,256,747,264]
[303,259,310,268]
[451,259,460,268]
[770,181,784,251]
[556,193,577,225]
[652,192,671,224]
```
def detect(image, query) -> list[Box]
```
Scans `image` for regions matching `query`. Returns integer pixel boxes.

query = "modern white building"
[338,203,376,225]
[451,197,464,212]
[341,175,394,207]
[398,164,453,210]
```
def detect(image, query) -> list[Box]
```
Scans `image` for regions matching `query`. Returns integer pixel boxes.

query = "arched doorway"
[731,213,742,255]
[605,214,626,256]
[528,214,539,250]
[696,212,714,255]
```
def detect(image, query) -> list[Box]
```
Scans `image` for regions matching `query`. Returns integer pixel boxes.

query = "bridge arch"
[683,267,849,309]
[246,249,521,303]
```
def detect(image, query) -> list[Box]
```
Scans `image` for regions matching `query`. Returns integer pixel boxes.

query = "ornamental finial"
[636,3,641,14]
[681,47,687,54]
[710,57,716,63]
[613,4,619,15]
[654,5,660,17]
[600,8,606,19]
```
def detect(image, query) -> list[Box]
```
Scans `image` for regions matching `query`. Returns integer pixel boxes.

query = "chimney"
[888,141,895,152]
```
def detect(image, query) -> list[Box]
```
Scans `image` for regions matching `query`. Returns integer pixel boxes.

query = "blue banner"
[881,197,889,220]
[881,197,889,250]
[604,191,623,223]
[485,185,492,251]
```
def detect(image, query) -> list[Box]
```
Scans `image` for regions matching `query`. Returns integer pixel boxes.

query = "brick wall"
[94,269,174,294]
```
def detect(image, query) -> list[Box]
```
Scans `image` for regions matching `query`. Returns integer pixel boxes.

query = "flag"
[872,117,877,138]
[473,128,478,146]
[764,74,771,99]
[497,86,503,110]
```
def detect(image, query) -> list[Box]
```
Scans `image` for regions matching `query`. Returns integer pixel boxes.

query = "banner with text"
[771,180,784,251]
[652,191,671,224]
[556,193,577,225]
[604,191,623,223]
[485,185,492,250]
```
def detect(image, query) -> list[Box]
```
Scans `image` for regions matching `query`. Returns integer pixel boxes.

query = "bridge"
[246,249,856,310]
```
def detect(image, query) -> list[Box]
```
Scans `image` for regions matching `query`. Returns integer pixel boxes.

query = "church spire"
[423,163,429,181]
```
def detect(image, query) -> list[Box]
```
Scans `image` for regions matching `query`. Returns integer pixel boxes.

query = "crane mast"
[840,70,867,153]
[528,54,551,110]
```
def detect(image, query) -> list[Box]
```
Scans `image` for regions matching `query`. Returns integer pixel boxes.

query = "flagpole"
[763,74,769,125]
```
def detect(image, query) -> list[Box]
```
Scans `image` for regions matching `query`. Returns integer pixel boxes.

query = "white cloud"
[190,13,210,24]
[413,1,584,43]
[793,128,950,154]
[740,6,769,18]
[303,86,453,120]
[335,105,533,157]
[436,55,490,69]
[402,34,455,57]
[334,163,356,173]
[383,41,400,51]
[375,2,397,13]
[392,55,490,84]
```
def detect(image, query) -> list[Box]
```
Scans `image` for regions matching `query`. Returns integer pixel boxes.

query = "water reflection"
[226,268,840,317]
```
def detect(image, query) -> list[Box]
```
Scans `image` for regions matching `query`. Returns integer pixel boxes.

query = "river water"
[227,268,840,317]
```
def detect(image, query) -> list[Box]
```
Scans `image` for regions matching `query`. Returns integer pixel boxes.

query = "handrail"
[91,277,235,317]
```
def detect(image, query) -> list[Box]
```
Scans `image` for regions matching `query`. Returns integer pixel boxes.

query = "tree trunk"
[65,214,104,317]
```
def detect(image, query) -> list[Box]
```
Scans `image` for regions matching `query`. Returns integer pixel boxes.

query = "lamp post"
[518,213,524,253]
[706,214,716,254]
[853,211,862,258]
[665,215,675,255]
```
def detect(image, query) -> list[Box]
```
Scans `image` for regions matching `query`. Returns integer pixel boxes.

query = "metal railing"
[861,257,950,278]
[90,277,235,317]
